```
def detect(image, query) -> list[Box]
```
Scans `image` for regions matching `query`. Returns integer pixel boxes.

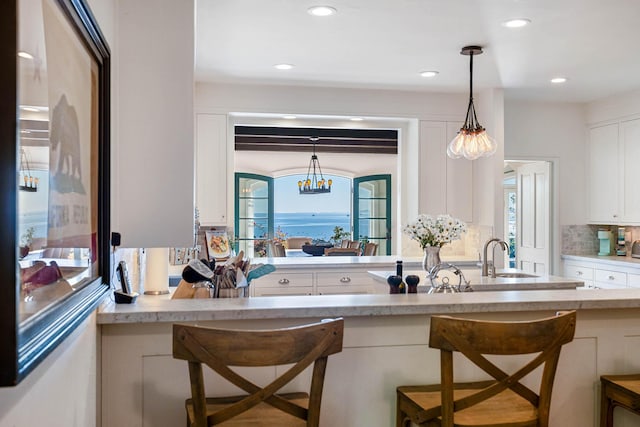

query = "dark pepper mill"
[405,275,420,293]
[387,275,402,294]
[396,261,406,293]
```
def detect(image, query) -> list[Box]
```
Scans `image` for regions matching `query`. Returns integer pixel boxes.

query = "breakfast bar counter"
[99,289,640,427]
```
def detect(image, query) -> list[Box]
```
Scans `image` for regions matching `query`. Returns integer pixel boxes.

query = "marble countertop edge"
[97,289,640,324]
[562,254,640,268]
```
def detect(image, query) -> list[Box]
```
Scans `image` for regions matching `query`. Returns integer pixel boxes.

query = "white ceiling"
[196,0,640,103]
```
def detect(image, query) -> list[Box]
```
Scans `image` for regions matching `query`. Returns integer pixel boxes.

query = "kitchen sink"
[494,272,539,278]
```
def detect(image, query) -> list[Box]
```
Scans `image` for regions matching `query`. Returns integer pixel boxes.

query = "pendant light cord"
[462,51,481,131]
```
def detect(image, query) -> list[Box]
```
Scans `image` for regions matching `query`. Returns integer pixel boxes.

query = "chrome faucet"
[481,238,509,277]
[491,240,509,278]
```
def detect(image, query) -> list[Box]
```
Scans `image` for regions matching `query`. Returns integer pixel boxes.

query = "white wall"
[0,313,99,427]
[504,100,587,225]
[586,88,640,125]
[196,82,467,119]
[197,82,501,254]
[504,99,586,273]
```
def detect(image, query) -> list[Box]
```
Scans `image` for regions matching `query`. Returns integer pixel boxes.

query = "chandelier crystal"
[447,46,497,161]
[298,137,332,194]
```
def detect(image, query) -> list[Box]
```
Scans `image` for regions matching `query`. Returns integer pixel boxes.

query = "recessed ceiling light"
[420,70,439,78]
[18,51,34,59]
[307,6,337,17]
[551,77,568,84]
[502,18,531,28]
[283,115,297,119]
[350,117,363,121]
[274,63,294,70]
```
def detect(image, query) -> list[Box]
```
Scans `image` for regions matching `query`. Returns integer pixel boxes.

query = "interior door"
[235,173,273,257]
[516,161,551,274]
[353,174,391,255]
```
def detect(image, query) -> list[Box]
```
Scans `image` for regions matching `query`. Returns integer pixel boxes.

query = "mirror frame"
[0,0,111,386]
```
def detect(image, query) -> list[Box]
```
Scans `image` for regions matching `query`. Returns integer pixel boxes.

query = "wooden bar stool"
[173,318,343,426]
[600,374,640,427]
[396,311,576,427]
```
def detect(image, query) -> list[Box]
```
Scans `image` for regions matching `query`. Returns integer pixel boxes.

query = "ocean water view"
[275,212,350,241]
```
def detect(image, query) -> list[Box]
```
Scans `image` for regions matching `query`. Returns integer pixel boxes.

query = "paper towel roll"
[144,248,170,295]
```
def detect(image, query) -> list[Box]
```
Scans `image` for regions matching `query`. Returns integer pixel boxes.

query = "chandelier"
[19,148,38,192]
[298,137,332,194]
[447,46,497,160]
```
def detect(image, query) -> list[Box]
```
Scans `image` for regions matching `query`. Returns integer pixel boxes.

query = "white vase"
[422,246,441,276]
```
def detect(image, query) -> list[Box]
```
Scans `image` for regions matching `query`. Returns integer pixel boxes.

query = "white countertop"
[249,255,479,270]
[368,269,583,291]
[562,254,640,269]
[98,285,640,324]
[168,256,480,276]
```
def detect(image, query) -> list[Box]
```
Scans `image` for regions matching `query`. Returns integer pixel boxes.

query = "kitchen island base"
[101,306,640,427]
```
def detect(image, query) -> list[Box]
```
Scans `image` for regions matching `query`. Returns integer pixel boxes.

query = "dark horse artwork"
[49,94,85,195]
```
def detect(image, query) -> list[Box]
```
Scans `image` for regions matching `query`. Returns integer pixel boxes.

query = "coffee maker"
[616,227,627,256]
[598,230,614,256]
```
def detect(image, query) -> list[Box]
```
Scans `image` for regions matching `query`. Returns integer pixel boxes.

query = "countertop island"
[99,281,640,427]
[368,268,584,292]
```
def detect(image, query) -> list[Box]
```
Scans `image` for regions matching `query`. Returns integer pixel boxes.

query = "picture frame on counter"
[205,229,231,261]
[0,0,111,386]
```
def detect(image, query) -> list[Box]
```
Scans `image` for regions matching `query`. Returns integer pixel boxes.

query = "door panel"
[235,173,273,257]
[516,162,551,274]
[354,174,391,255]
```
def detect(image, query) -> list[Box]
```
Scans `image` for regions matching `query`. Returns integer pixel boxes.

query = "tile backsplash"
[402,224,493,260]
[562,224,640,255]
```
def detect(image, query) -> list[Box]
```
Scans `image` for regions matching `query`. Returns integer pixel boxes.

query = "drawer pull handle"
[576,271,583,276]
[608,275,615,280]
[340,277,351,283]
[278,278,290,285]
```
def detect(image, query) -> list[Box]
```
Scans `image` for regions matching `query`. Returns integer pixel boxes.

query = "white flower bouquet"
[403,214,467,248]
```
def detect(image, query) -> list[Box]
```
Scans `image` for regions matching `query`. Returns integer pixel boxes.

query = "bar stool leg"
[600,383,614,427]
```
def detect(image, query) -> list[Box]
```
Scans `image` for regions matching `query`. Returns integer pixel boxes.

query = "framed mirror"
[0,0,110,386]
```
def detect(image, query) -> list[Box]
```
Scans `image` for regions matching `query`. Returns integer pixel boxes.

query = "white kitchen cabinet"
[588,123,619,223]
[594,268,627,288]
[316,271,377,295]
[620,119,640,223]
[563,263,595,289]
[196,114,228,225]
[562,256,640,289]
[115,0,195,247]
[587,119,640,225]
[250,267,383,296]
[628,273,640,288]
[419,121,472,222]
[250,272,313,296]
[446,122,473,223]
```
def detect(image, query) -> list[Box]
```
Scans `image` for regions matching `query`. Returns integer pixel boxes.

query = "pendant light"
[447,46,497,160]
[298,137,332,194]
[19,148,38,192]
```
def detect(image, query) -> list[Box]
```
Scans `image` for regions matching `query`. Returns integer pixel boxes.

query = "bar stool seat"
[600,374,640,427]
